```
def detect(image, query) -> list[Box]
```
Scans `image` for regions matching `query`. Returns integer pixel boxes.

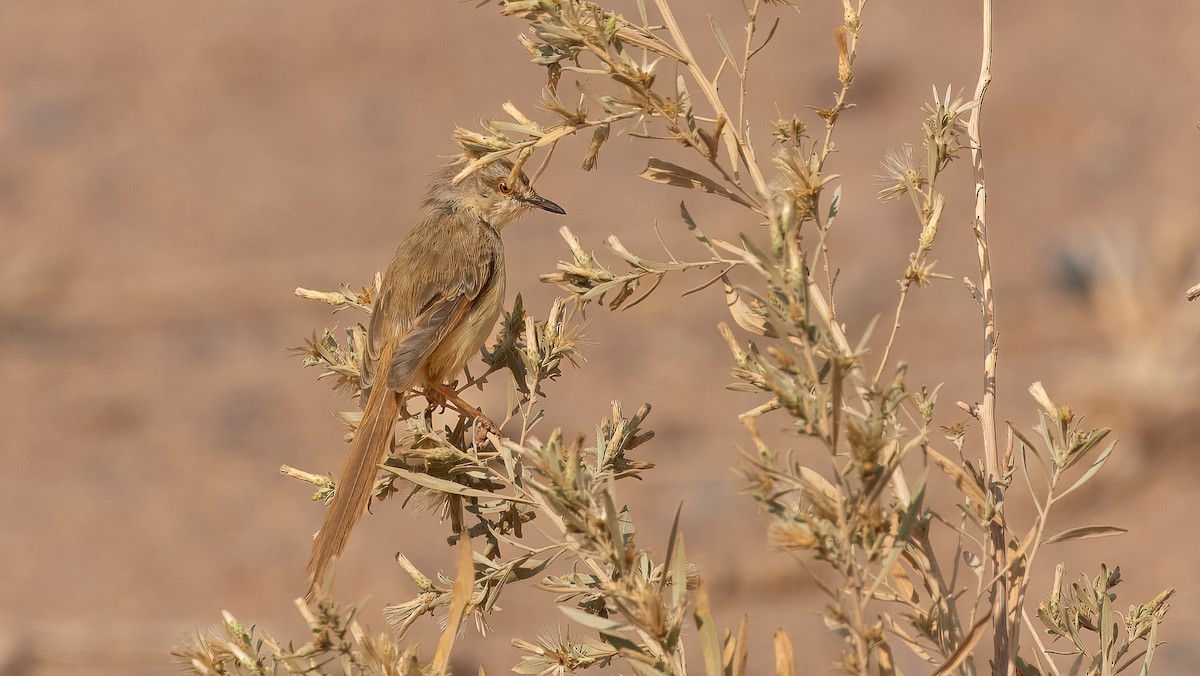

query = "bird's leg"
[425,382,501,444]
[423,384,448,411]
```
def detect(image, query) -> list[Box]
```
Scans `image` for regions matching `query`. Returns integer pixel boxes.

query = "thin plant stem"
[737,0,762,143]
[964,0,1001,672]
[653,0,768,195]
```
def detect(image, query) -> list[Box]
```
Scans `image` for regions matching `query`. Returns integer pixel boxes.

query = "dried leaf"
[748,18,781,61]
[794,465,842,507]
[640,158,755,208]
[582,124,609,171]
[381,467,534,504]
[885,613,938,664]
[729,615,749,676]
[867,474,925,601]
[694,580,723,676]
[1044,524,1127,545]
[773,629,795,676]
[724,277,777,337]
[432,534,474,673]
[926,445,987,505]
[931,614,990,675]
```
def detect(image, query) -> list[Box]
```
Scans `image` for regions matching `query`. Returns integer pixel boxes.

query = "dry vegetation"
[175,1,1173,674]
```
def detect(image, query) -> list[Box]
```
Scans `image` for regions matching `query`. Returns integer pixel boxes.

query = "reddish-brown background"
[3,1,1199,673]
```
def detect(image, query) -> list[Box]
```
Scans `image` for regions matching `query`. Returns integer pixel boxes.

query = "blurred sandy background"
[3,1,1200,673]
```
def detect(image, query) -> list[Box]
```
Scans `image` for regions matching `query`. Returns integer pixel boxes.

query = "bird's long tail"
[305,381,401,597]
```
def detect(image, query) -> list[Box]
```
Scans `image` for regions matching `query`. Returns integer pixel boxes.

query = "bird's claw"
[473,414,501,446]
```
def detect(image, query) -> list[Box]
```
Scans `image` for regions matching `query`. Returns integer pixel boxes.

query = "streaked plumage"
[306,158,564,596]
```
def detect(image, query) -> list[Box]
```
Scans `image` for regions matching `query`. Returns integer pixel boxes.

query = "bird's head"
[424,157,565,229]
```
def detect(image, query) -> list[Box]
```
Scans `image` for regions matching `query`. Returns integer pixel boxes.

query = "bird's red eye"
[498,181,513,195]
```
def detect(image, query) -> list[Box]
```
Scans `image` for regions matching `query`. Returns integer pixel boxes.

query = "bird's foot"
[426,381,502,446]
[472,412,501,446]
[423,384,449,411]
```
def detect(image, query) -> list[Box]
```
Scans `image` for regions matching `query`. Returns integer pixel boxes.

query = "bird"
[306,157,565,596]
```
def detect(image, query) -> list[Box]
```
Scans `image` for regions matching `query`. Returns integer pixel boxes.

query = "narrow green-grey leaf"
[1056,441,1117,503]
[629,660,668,676]
[681,201,721,258]
[867,472,926,600]
[560,605,626,632]
[600,629,642,656]
[671,534,687,609]
[1100,578,1114,676]
[1063,427,1112,472]
[1139,615,1158,676]
[827,184,842,223]
[708,16,738,71]
[659,503,683,594]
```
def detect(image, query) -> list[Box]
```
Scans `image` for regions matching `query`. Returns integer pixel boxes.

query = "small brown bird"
[306,158,564,595]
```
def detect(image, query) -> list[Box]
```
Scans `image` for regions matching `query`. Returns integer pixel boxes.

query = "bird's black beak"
[527,194,566,215]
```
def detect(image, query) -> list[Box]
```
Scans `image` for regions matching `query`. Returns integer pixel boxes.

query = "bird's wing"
[363,219,498,393]
[381,292,474,391]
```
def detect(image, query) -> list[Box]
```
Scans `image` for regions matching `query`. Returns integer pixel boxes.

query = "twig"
[653,0,767,196]
[736,0,763,147]
[454,110,639,183]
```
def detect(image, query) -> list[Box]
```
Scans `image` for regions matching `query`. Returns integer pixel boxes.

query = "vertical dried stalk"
[964,0,1003,672]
